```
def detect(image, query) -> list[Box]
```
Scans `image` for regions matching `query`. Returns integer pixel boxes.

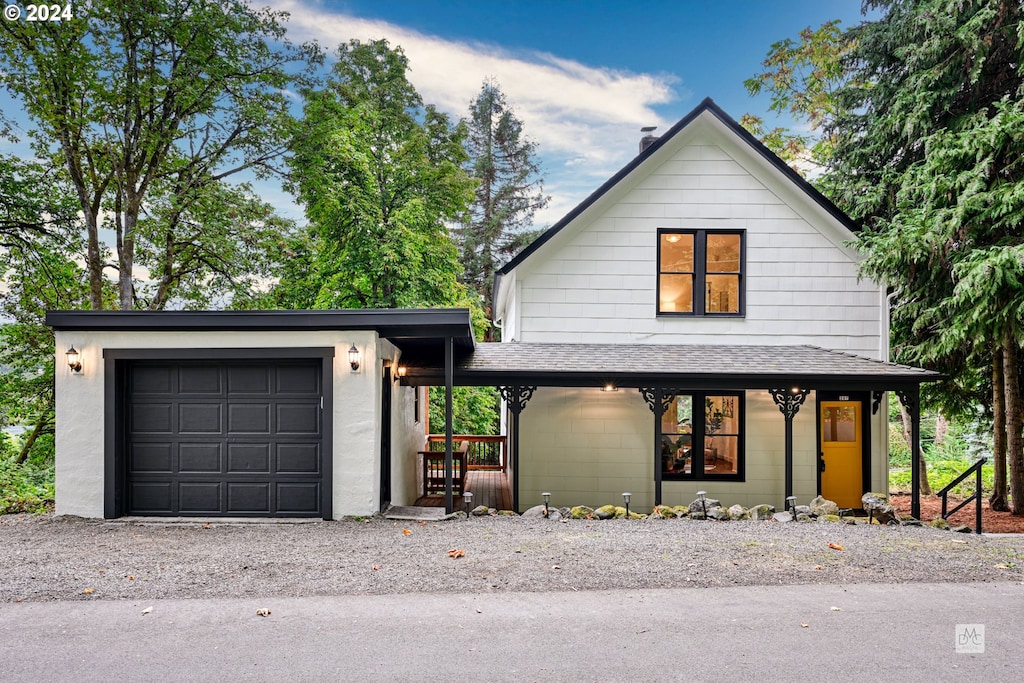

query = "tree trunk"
[1003,331,1024,515]
[934,414,948,445]
[991,345,1009,510]
[900,398,931,495]
[14,409,52,465]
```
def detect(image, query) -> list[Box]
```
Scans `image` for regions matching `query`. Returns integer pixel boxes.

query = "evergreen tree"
[457,80,548,337]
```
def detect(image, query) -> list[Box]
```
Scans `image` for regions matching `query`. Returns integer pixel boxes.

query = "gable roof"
[493,97,860,319]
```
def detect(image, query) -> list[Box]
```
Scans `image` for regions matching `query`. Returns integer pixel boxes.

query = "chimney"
[639,126,658,153]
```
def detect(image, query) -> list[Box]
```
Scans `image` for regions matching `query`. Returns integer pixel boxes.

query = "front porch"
[412,435,512,511]
[414,470,513,511]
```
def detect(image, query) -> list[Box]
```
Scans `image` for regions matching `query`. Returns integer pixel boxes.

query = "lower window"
[660,392,743,480]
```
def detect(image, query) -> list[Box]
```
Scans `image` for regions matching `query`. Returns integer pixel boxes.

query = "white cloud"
[270,0,686,225]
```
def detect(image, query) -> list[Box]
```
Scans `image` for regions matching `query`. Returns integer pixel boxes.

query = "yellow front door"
[820,401,863,509]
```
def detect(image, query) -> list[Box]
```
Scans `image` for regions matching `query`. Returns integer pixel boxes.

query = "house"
[47,98,936,520]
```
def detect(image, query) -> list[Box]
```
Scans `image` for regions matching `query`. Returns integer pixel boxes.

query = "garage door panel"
[127,360,323,517]
[277,444,320,473]
[179,366,222,394]
[277,483,320,513]
[130,482,173,514]
[227,443,271,473]
[227,482,271,513]
[130,443,173,473]
[276,365,320,394]
[179,482,222,513]
[131,366,173,394]
[179,443,222,472]
[132,404,173,434]
[179,403,223,433]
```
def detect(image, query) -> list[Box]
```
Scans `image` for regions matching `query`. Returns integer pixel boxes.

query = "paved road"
[2,582,1021,681]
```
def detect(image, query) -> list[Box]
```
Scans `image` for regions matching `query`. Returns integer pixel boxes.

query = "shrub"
[0,445,55,514]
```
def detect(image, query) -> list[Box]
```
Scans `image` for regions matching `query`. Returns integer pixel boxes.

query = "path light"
[622,492,631,517]
[697,490,707,517]
[786,495,797,517]
[542,492,551,518]
[66,346,82,373]
[348,344,361,372]
[463,491,473,517]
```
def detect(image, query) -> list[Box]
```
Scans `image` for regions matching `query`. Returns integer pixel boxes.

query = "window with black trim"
[657,229,744,315]
[661,392,743,480]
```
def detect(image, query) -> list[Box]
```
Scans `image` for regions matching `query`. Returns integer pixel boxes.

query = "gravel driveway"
[2,513,1022,602]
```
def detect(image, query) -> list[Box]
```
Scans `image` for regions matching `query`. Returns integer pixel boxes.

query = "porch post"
[499,385,535,512]
[769,387,811,508]
[444,335,454,514]
[640,387,674,506]
[896,386,921,519]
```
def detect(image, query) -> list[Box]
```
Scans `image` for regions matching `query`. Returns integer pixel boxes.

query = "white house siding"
[519,387,828,512]
[508,123,883,359]
[391,383,427,507]
[53,329,388,519]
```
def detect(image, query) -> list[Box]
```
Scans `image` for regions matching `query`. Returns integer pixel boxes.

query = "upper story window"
[657,229,744,315]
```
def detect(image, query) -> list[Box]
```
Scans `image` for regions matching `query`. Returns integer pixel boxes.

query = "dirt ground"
[891,494,1024,533]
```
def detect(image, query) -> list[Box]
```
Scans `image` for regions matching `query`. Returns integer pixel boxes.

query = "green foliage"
[889,459,994,498]
[455,79,549,333]
[279,39,474,310]
[0,442,54,514]
[428,386,500,435]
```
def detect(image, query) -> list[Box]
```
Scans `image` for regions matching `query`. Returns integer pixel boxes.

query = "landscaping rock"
[654,505,678,518]
[571,505,594,520]
[748,504,776,521]
[796,513,813,522]
[688,498,721,515]
[613,506,628,519]
[822,514,842,523]
[861,492,896,525]
[794,505,812,517]
[728,504,749,521]
[594,505,617,520]
[522,505,561,521]
[689,511,706,520]
[809,496,840,518]
[929,518,950,530]
[496,509,516,516]
[951,525,973,534]
[773,511,793,523]
[707,507,731,521]
[673,505,690,518]
[471,505,490,516]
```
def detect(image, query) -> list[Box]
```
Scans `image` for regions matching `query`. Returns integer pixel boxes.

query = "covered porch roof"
[400,342,942,389]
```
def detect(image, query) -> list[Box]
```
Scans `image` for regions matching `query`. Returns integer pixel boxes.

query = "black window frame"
[660,391,745,482]
[656,228,746,317]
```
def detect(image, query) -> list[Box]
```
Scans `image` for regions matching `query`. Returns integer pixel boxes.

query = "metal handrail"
[937,457,987,535]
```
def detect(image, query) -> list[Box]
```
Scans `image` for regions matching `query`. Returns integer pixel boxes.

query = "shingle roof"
[402,342,940,389]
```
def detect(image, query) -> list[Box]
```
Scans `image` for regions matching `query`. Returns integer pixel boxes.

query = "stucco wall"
[517,388,882,512]
[53,329,387,519]
[391,383,427,506]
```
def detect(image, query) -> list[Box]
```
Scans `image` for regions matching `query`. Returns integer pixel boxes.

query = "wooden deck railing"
[426,434,506,471]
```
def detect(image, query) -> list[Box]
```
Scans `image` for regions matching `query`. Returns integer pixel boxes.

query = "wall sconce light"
[622,492,631,517]
[696,490,707,517]
[463,491,473,517]
[348,344,361,372]
[602,382,618,392]
[542,491,551,518]
[66,346,82,373]
[397,365,407,378]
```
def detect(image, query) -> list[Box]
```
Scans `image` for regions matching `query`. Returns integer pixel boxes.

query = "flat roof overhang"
[399,342,942,390]
[45,308,476,355]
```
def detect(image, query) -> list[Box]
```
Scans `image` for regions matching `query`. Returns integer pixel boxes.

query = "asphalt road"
[1,582,1021,682]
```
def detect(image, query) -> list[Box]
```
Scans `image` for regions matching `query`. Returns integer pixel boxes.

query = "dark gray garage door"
[126,360,323,516]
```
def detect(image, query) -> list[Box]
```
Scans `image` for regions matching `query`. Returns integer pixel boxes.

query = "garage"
[125,359,325,517]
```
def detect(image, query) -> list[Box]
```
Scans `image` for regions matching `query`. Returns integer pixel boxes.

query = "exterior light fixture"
[622,492,631,517]
[786,495,797,518]
[66,346,82,373]
[348,344,361,372]
[697,490,708,517]
[542,492,551,518]
[791,386,801,394]
[397,365,407,378]
[602,382,618,392]
[463,491,473,517]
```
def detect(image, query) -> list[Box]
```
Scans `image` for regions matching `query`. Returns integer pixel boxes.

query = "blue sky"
[271,0,871,227]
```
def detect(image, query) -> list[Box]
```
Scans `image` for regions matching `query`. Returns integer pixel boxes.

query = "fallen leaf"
[142,606,153,615]
[372,564,382,571]
[800,622,809,628]
[814,565,823,570]
[256,608,271,617]
[830,606,841,612]
[552,565,561,570]
[202,524,211,529]
[475,608,482,614]
[828,542,845,551]
[448,548,465,559]
[83,588,94,595]
[98,569,105,574]
[402,528,412,536]
[418,521,426,526]
[128,576,135,581]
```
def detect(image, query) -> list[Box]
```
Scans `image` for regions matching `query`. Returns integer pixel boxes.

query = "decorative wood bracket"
[895,388,918,418]
[768,388,811,420]
[639,388,685,415]
[499,385,536,415]
[871,391,885,415]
